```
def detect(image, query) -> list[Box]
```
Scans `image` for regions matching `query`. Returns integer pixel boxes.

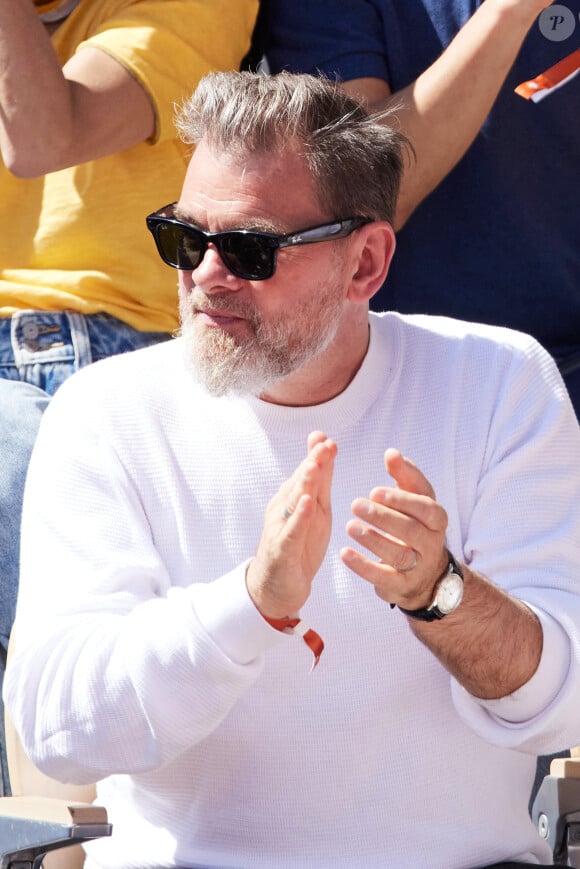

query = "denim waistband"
[0,310,172,394]
[0,310,171,366]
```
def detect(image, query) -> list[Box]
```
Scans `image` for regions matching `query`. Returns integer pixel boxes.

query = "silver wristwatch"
[399,551,464,622]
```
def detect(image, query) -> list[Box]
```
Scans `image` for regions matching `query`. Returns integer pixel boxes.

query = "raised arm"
[0,0,154,177]
[267,0,551,230]
[341,0,552,227]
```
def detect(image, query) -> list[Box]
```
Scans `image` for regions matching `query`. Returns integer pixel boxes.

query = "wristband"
[263,615,324,670]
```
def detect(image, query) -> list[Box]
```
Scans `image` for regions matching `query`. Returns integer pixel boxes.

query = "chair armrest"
[0,797,111,869]
[0,797,106,824]
[532,747,580,867]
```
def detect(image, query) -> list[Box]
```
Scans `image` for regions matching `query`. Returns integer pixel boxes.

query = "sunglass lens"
[221,235,275,280]
[156,223,204,270]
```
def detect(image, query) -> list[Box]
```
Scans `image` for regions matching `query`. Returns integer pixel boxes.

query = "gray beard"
[179,282,344,397]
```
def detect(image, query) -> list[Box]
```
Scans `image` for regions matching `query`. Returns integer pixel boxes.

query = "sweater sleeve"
[446,334,580,754]
[3,369,282,784]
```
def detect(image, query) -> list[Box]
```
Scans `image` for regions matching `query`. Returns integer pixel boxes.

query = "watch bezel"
[434,568,464,615]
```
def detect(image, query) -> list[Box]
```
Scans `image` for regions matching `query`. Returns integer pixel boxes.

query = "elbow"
[4,150,59,179]
[15,721,101,787]
[4,163,43,180]
[33,753,101,789]
[1,143,26,178]
[1,133,73,178]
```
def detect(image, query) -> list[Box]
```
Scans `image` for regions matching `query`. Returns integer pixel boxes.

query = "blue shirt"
[266,0,580,371]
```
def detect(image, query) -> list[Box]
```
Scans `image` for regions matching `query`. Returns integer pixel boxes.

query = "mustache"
[188,290,259,323]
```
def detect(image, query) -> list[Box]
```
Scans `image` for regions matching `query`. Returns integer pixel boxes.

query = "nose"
[190,242,244,292]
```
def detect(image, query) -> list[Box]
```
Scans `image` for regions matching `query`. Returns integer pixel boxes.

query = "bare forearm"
[409,564,543,699]
[345,0,551,228]
[0,0,154,177]
[0,0,72,174]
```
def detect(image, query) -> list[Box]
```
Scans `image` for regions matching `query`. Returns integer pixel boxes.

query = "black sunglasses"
[146,203,372,281]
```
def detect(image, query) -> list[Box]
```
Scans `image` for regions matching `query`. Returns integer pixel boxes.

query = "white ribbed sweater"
[6,312,580,869]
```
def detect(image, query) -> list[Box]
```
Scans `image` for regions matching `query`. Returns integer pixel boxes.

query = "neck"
[260,313,370,407]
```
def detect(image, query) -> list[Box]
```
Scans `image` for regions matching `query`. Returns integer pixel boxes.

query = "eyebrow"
[172,205,285,235]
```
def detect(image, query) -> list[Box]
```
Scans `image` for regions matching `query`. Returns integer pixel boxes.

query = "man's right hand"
[246,431,337,621]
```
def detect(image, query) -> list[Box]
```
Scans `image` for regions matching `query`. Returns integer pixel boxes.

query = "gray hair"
[175,71,409,224]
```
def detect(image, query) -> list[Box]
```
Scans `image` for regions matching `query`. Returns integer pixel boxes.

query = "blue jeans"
[0,310,171,795]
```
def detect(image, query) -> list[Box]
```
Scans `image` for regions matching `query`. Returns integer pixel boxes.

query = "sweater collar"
[240,312,401,438]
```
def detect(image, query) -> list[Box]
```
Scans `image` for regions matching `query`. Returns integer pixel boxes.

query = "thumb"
[384,448,435,498]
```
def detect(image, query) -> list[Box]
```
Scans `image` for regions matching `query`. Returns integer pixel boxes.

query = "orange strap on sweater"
[264,616,324,670]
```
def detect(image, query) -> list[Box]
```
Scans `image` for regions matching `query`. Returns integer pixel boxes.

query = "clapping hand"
[246,431,337,620]
[341,449,448,610]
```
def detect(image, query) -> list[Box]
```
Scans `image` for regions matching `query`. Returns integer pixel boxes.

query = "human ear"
[346,221,396,303]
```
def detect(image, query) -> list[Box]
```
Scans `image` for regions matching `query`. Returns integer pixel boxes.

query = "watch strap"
[398,551,464,622]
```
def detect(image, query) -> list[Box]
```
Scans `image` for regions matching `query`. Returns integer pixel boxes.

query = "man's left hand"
[341,448,449,609]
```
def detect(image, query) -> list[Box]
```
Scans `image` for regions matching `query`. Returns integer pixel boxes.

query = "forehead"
[178,139,326,232]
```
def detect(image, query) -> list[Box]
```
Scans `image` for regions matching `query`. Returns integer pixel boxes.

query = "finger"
[280,491,314,530]
[384,448,435,499]
[311,438,337,508]
[341,545,383,578]
[340,545,403,602]
[362,489,447,534]
[308,437,337,467]
[289,438,336,511]
[346,519,419,570]
[307,430,328,452]
[340,545,433,609]
[281,439,336,520]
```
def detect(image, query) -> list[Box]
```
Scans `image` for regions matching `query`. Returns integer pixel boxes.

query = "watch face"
[436,574,464,615]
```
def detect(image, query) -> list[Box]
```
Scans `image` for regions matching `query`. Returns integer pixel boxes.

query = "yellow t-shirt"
[0,0,259,332]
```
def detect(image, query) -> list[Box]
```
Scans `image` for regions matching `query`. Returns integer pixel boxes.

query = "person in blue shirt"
[266,0,580,416]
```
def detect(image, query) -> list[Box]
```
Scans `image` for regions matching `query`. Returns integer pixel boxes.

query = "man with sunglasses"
[5,71,580,869]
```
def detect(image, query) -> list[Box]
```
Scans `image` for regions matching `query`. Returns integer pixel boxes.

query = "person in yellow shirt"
[0,0,259,795]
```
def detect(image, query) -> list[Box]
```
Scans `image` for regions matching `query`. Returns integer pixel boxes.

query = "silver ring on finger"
[282,504,294,521]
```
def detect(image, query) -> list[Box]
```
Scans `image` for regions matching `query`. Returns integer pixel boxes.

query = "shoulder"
[370,311,567,404]
[371,310,552,358]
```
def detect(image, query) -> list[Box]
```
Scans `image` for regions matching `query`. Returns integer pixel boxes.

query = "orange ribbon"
[264,615,324,670]
[515,49,580,101]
